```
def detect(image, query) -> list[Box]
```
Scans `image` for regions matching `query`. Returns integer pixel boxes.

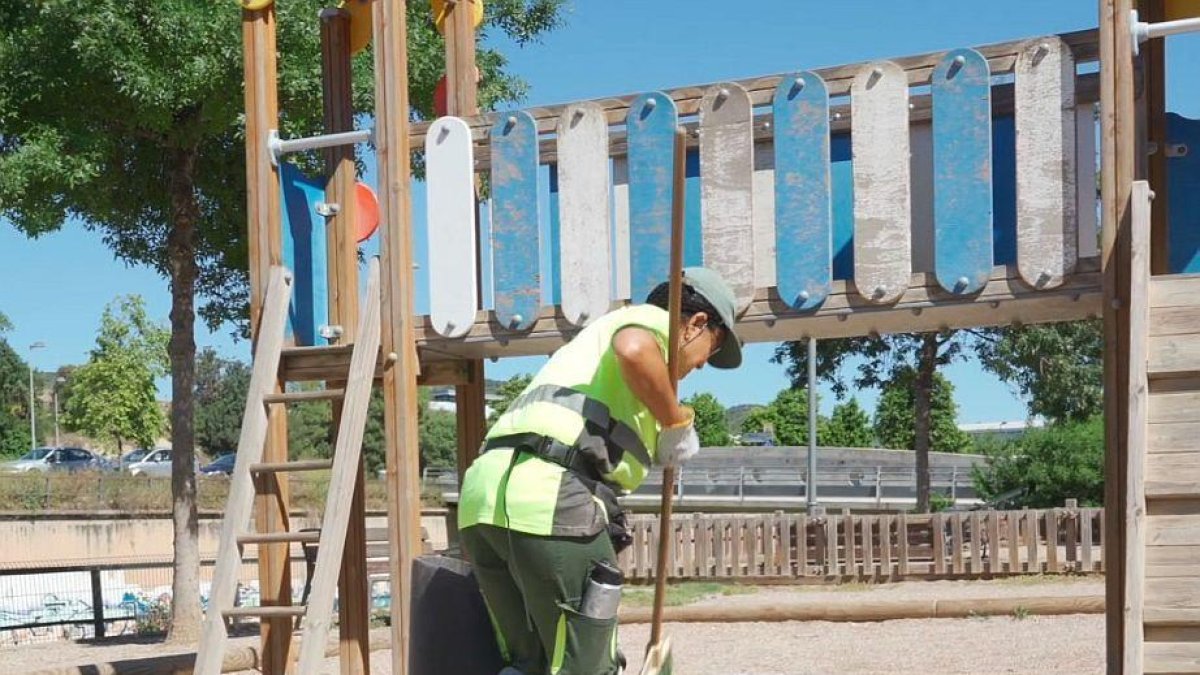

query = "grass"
[621,582,757,608]
[0,472,432,513]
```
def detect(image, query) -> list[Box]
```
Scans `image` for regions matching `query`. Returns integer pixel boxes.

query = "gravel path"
[6,578,1106,674]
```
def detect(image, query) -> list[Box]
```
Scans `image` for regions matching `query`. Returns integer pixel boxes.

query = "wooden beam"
[1144,0,1171,274]
[416,264,1103,361]
[320,9,369,675]
[407,28,1101,147]
[373,1,422,673]
[443,0,488,486]
[241,5,292,671]
[279,345,473,385]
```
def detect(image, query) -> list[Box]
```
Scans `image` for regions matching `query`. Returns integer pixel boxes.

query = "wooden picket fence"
[618,505,1104,582]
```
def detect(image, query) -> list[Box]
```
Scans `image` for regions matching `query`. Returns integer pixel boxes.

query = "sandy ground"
[4,578,1106,674]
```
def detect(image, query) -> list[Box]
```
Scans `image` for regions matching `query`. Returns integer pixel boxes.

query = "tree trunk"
[166,147,201,644]
[914,333,938,513]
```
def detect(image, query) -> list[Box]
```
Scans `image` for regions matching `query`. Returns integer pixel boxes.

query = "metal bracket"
[318,324,344,342]
[1167,143,1189,158]
[315,202,341,217]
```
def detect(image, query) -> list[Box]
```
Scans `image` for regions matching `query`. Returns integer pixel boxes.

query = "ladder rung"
[250,459,333,473]
[223,605,306,619]
[237,531,321,545]
[263,388,345,404]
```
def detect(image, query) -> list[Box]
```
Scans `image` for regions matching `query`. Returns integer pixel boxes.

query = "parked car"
[119,448,152,471]
[1,447,107,473]
[199,453,236,477]
[126,448,196,478]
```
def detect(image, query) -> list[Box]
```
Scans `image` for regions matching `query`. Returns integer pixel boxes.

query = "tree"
[762,388,823,447]
[63,297,169,453]
[420,409,458,471]
[775,331,970,511]
[0,313,35,457]
[739,407,775,436]
[684,392,730,447]
[972,417,1103,508]
[488,374,534,425]
[0,2,566,640]
[193,349,249,455]
[823,398,873,447]
[975,321,1102,423]
[872,369,970,453]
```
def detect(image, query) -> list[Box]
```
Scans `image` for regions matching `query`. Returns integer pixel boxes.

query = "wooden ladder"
[195,258,383,675]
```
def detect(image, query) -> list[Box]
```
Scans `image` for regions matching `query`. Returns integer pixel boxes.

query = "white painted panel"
[425,116,477,337]
[557,103,612,326]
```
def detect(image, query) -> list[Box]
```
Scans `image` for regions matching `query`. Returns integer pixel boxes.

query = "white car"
[127,448,197,478]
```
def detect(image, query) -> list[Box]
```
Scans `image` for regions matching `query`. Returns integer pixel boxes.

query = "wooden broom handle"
[648,126,687,649]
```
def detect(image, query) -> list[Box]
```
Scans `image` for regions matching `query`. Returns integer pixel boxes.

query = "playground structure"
[190,0,1200,673]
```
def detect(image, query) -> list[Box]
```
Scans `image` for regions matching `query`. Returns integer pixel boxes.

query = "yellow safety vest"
[457,304,669,537]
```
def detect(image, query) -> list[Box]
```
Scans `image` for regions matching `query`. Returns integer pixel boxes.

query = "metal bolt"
[315,202,341,217]
[445,320,456,331]
[505,115,517,131]
[717,87,730,101]
[386,352,399,363]
[793,76,806,91]
[762,121,772,131]
[578,311,589,323]
[1037,270,1052,286]
[953,54,966,65]
[645,98,657,111]
[912,307,923,316]
[437,125,451,142]
[955,276,970,291]
[572,109,584,123]
[837,314,849,322]
[798,290,810,301]
[833,112,842,120]
[872,285,886,298]
[872,67,883,78]
[510,313,524,328]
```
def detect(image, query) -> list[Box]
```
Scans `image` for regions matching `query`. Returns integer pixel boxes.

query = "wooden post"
[374,1,422,673]
[242,5,292,671]
[444,0,489,482]
[321,9,369,675]
[1143,0,1170,274]
[1101,0,1138,669]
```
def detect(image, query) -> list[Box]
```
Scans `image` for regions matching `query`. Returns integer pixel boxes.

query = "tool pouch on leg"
[552,602,619,675]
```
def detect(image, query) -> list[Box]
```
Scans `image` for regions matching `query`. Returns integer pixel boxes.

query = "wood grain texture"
[932,49,993,295]
[773,72,832,311]
[1015,37,1077,289]
[1075,105,1099,260]
[852,61,912,304]
[1127,181,1150,669]
[699,83,755,313]
[1151,275,1200,309]
[426,116,478,337]
[557,102,613,327]
[490,110,541,331]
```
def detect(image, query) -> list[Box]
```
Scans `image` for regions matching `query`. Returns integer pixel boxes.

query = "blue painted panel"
[831,134,854,280]
[932,49,993,295]
[279,163,329,347]
[1168,113,1200,273]
[626,92,679,303]
[992,116,1017,266]
[491,110,541,331]
[773,72,832,311]
[685,149,703,270]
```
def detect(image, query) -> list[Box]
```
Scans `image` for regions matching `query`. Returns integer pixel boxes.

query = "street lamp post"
[53,376,66,448]
[28,342,45,451]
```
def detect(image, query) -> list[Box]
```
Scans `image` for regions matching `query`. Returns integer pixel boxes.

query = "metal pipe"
[807,337,818,510]
[268,128,373,166]
[27,342,44,451]
[1131,10,1200,55]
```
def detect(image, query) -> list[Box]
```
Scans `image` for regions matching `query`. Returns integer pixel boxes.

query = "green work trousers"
[461,523,620,675]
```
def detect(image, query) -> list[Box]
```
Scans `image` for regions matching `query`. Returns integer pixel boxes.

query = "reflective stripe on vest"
[505,384,654,470]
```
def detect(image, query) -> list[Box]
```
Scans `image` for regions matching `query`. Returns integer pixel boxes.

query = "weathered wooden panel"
[932,49,993,295]
[490,110,541,331]
[556,103,612,327]
[1145,641,1200,674]
[1149,334,1200,378]
[627,92,679,304]
[1075,105,1099,259]
[700,83,755,313]
[1148,515,1200,547]
[1150,390,1200,424]
[1147,452,1200,500]
[1150,422,1200,454]
[426,116,478,337]
[1015,37,1077,289]
[773,72,832,311]
[852,61,911,304]
[1151,275,1200,309]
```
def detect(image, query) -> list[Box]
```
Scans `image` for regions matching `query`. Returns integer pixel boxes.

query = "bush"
[971,416,1103,509]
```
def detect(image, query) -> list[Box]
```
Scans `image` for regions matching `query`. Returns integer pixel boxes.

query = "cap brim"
[707,330,743,369]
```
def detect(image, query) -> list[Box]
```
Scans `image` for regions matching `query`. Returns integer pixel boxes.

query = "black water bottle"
[579,560,623,620]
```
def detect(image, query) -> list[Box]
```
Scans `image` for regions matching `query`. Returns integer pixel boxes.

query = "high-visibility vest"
[457,304,669,537]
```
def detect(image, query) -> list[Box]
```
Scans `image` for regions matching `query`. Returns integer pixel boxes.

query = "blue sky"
[3,1,1198,422]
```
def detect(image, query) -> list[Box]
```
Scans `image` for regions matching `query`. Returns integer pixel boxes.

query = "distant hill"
[726,403,765,434]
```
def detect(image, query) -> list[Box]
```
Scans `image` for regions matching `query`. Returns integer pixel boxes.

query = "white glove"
[657,406,700,468]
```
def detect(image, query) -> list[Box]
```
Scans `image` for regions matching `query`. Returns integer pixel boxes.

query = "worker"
[457,267,743,675]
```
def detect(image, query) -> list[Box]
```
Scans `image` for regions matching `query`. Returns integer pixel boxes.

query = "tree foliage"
[0,2,567,638]
[759,388,823,447]
[63,297,168,452]
[684,392,730,447]
[872,368,970,453]
[193,349,249,456]
[0,314,35,457]
[972,417,1104,508]
[975,321,1103,423]
[823,398,873,447]
[488,374,534,425]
